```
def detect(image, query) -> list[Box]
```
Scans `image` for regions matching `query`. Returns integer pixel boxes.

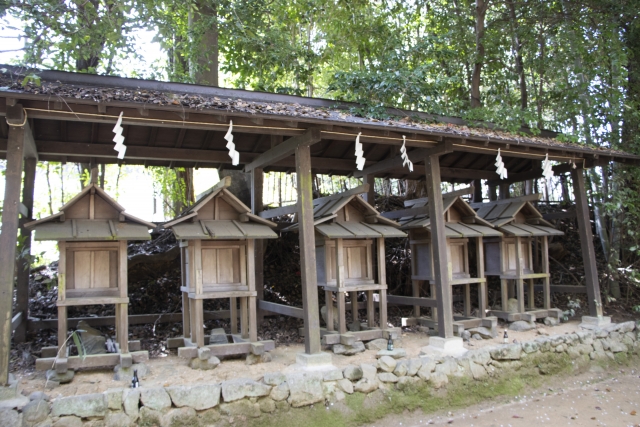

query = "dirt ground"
[367,365,640,427]
[15,320,583,399]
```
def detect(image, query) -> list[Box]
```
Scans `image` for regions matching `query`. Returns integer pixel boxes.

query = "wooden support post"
[571,168,603,317]
[366,290,375,327]
[473,179,483,203]
[363,174,376,204]
[57,306,68,360]
[14,157,36,342]
[488,185,498,201]
[247,239,258,341]
[240,297,249,339]
[251,168,265,321]
[412,280,421,318]
[0,118,25,385]
[464,284,471,317]
[182,292,191,338]
[430,283,437,320]
[377,238,387,328]
[325,291,334,331]
[541,236,551,310]
[118,240,128,353]
[515,236,525,313]
[194,299,205,347]
[350,291,358,325]
[295,143,321,354]
[501,279,509,312]
[424,154,453,338]
[499,183,510,200]
[476,237,486,318]
[230,298,238,334]
[528,279,535,310]
[336,238,346,334]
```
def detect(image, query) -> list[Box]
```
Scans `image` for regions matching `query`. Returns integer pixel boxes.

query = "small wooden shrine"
[163,177,278,359]
[284,187,406,344]
[394,191,501,334]
[26,183,154,373]
[475,195,564,322]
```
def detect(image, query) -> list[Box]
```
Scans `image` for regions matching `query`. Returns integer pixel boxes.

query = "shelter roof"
[474,195,564,237]
[393,192,501,238]
[1,65,638,184]
[24,183,155,241]
[163,176,278,240]
[284,187,406,239]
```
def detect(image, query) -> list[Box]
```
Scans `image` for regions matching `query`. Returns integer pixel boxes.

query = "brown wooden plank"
[295,144,322,354]
[258,300,305,319]
[571,168,603,317]
[245,128,322,171]
[0,116,25,385]
[424,150,454,338]
[386,295,438,308]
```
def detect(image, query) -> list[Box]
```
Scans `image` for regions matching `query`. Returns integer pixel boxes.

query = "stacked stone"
[3,321,638,427]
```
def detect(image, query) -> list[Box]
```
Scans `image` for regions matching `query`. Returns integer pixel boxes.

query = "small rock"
[365,338,389,351]
[104,412,133,427]
[166,384,221,410]
[377,373,398,383]
[393,361,408,377]
[52,415,82,427]
[354,378,379,394]
[468,327,496,339]
[222,378,271,402]
[45,370,74,384]
[537,328,549,336]
[360,364,377,381]
[22,399,50,424]
[259,397,276,413]
[473,334,482,340]
[0,409,21,427]
[490,343,522,360]
[162,407,197,427]
[286,372,324,408]
[544,317,559,327]
[337,378,354,394]
[189,356,220,370]
[343,365,363,381]
[269,382,289,402]
[332,341,365,355]
[51,394,107,418]
[376,349,407,359]
[140,387,171,411]
[377,356,397,373]
[219,400,261,418]
[460,330,471,341]
[509,321,535,332]
[263,372,286,386]
[429,372,449,388]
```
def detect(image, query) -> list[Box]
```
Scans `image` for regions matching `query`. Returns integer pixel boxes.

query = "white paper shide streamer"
[225,121,240,166]
[542,153,554,180]
[495,148,507,180]
[112,111,127,159]
[354,132,365,170]
[400,135,413,172]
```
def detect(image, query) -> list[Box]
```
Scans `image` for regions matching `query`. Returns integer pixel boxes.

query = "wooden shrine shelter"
[474,195,565,322]
[283,185,406,344]
[382,188,501,335]
[24,182,155,373]
[163,176,278,358]
[1,65,640,383]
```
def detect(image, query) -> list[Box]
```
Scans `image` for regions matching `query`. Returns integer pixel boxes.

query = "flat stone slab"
[580,316,612,329]
[421,337,467,357]
[376,349,407,359]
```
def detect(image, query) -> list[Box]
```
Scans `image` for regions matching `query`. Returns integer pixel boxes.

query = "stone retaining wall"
[5,321,639,427]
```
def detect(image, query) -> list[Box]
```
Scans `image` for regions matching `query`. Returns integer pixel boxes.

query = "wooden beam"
[14,157,36,342]
[424,149,454,338]
[363,174,376,204]
[386,295,438,308]
[5,105,38,160]
[571,167,603,317]
[0,122,25,385]
[295,144,322,354]
[245,128,322,172]
[353,147,433,178]
[258,301,305,319]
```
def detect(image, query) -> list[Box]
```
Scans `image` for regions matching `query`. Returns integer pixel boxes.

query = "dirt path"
[367,367,640,427]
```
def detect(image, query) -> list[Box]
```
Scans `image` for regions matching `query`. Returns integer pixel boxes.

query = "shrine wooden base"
[36,340,148,371]
[316,326,401,346]
[404,316,498,336]
[169,335,275,358]
[488,308,563,322]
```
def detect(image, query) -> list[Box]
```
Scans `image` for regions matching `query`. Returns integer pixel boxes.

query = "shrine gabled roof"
[24,183,155,241]
[474,196,564,237]
[163,176,278,240]
[1,65,639,183]
[395,194,502,238]
[284,187,406,239]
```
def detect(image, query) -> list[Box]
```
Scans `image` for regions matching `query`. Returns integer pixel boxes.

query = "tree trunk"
[189,1,219,86]
[506,0,527,110]
[471,0,488,108]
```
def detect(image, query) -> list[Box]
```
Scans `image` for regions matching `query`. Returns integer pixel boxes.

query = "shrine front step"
[35,350,149,371]
[413,316,498,335]
[488,308,562,322]
[177,340,275,358]
[317,327,401,345]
